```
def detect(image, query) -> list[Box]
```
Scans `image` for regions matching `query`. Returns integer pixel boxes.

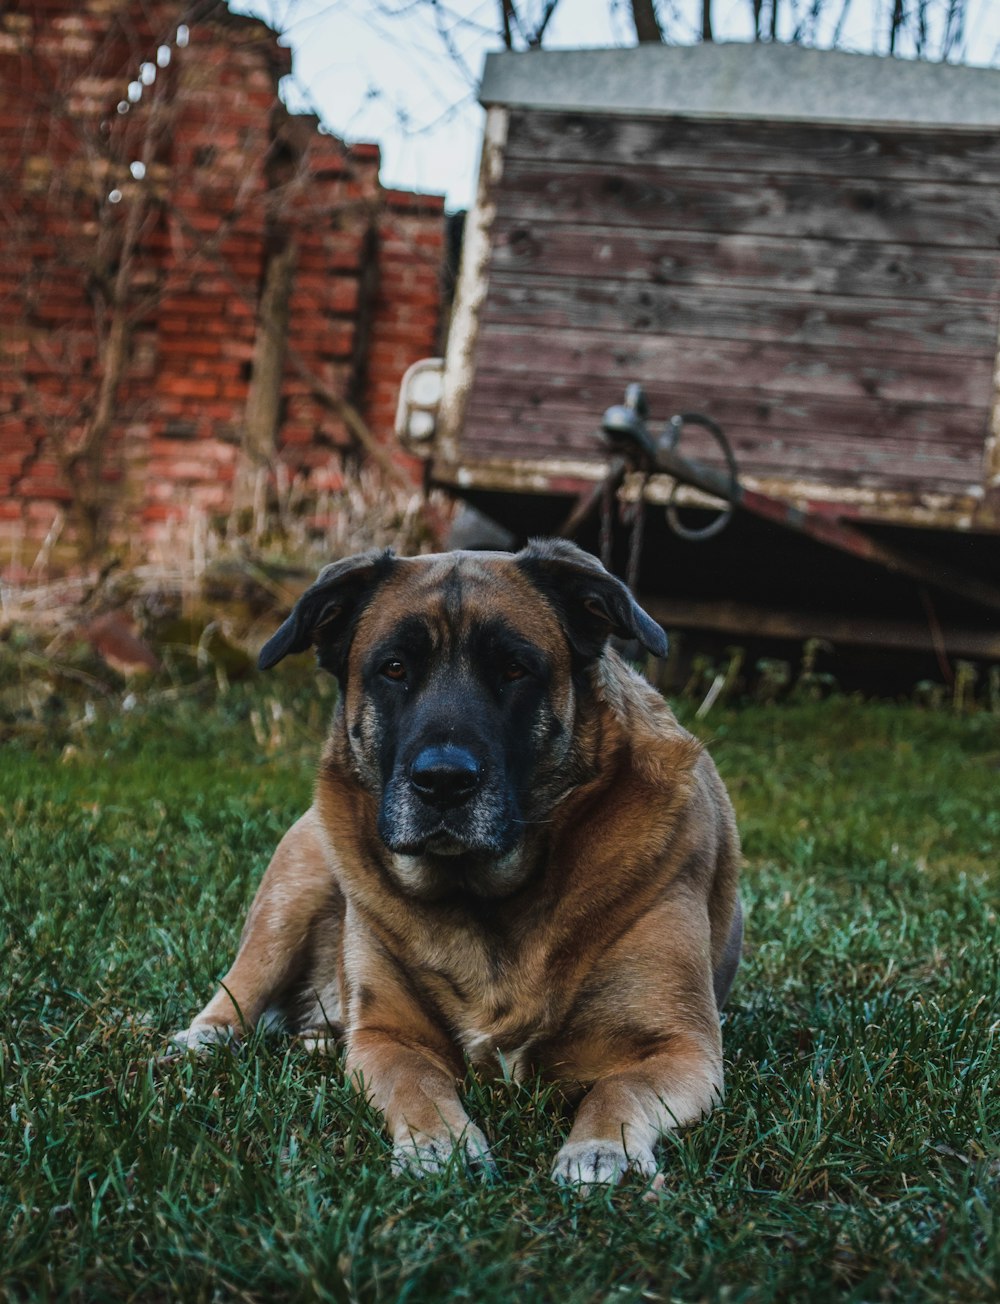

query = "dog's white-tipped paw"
[169,1023,237,1053]
[294,1031,341,1055]
[551,1140,657,1191]
[392,1124,496,1180]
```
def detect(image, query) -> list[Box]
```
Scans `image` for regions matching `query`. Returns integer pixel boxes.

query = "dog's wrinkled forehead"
[351,551,566,661]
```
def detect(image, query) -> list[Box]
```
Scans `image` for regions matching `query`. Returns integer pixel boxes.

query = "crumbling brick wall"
[0,0,445,570]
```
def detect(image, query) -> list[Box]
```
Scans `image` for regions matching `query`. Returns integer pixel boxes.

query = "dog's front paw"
[294,1028,342,1055]
[169,1023,238,1054]
[392,1124,496,1180]
[551,1139,657,1192]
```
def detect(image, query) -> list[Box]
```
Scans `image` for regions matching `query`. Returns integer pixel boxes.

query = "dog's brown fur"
[174,541,742,1187]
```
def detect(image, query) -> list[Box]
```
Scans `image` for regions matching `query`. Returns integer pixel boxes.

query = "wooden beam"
[438,106,509,465]
[641,597,1000,659]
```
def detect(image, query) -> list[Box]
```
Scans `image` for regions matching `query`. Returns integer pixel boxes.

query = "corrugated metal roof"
[480,43,1000,130]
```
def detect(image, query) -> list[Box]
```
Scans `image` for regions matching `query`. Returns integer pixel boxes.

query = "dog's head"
[259,539,665,899]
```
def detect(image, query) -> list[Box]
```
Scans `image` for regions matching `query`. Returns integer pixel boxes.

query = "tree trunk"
[498,0,517,48]
[890,0,905,53]
[630,0,663,43]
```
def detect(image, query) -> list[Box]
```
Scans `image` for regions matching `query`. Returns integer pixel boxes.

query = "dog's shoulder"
[590,652,703,787]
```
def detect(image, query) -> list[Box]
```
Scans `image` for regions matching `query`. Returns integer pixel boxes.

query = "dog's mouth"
[385,827,532,901]
[422,830,471,856]
[385,827,468,857]
[383,819,516,859]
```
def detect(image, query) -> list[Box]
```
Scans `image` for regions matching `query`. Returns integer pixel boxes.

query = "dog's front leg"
[347,1029,493,1177]
[342,932,493,1177]
[550,1028,723,1190]
[550,887,726,1191]
[172,808,342,1050]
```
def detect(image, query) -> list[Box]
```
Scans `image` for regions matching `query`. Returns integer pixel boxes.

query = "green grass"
[1,681,998,1301]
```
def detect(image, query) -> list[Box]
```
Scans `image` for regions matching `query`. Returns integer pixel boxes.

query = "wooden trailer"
[400,43,1000,662]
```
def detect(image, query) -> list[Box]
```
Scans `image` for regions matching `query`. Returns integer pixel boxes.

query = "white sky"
[230,0,1000,211]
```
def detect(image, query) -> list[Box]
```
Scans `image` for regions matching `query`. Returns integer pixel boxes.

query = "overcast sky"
[230,0,1000,211]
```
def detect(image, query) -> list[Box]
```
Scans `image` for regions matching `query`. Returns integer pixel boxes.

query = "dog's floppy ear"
[516,538,666,662]
[258,548,397,676]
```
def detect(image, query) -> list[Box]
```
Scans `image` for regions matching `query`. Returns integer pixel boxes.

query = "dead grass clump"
[0,461,450,730]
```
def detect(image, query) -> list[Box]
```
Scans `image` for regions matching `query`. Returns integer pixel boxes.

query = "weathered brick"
[157,377,219,399]
[1,0,442,562]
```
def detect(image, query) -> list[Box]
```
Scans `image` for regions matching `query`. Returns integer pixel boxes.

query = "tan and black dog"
[173,539,742,1187]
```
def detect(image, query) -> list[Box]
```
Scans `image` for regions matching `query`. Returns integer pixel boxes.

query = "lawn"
[1,678,998,1301]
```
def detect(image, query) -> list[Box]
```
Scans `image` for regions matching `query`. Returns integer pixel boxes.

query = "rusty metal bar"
[641,596,1000,659]
[557,457,627,537]
[652,441,1000,616]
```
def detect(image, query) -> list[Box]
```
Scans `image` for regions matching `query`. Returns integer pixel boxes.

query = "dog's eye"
[502,661,527,682]
[381,659,407,681]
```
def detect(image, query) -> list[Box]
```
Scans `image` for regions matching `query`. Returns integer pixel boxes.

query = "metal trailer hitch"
[563,383,1000,618]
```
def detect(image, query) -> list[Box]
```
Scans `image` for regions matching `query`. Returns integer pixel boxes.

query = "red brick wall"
[365,192,451,470]
[0,0,445,568]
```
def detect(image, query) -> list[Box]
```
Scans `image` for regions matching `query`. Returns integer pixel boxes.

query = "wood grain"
[482,274,999,355]
[504,113,1000,186]
[467,376,991,450]
[473,323,993,407]
[496,158,1000,249]
[490,223,1000,304]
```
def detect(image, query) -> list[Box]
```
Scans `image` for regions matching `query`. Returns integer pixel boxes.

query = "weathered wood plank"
[467,377,991,451]
[458,449,977,495]
[473,324,994,407]
[461,404,984,490]
[465,390,986,455]
[482,274,999,356]
[504,111,1000,185]
[464,406,983,469]
[490,221,1000,303]
[496,158,1000,248]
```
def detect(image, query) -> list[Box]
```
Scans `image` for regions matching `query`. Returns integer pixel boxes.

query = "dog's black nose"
[409,745,481,807]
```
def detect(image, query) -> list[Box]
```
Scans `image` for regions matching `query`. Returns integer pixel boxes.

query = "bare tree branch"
[498,0,517,48]
[831,0,854,46]
[942,0,967,60]
[530,1,562,47]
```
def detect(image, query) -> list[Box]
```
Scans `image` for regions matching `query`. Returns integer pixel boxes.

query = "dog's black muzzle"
[377,737,519,859]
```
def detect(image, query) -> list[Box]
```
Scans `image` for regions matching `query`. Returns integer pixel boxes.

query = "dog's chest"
[459,1024,535,1080]
[422,946,552,1081]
